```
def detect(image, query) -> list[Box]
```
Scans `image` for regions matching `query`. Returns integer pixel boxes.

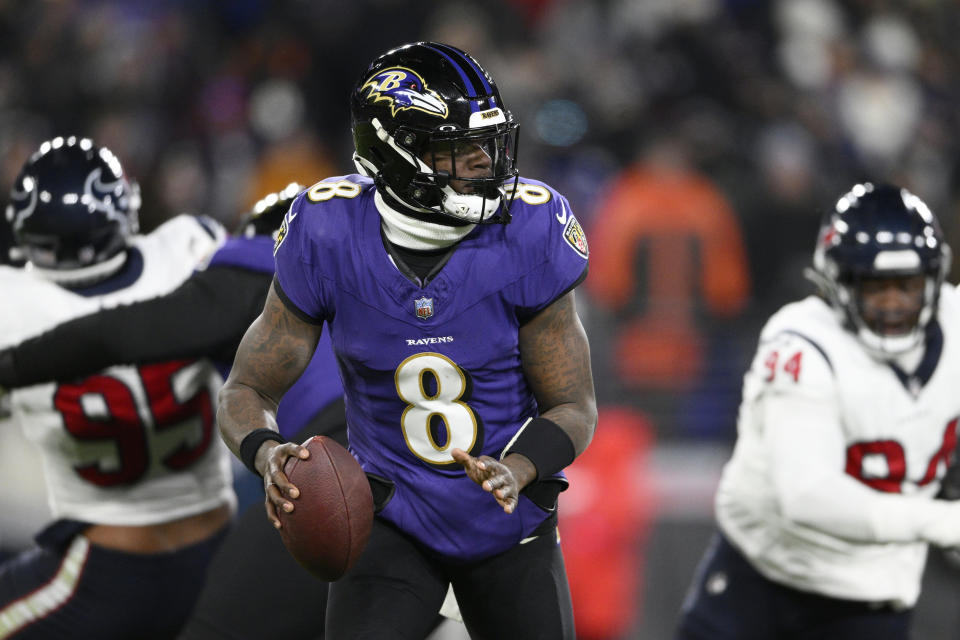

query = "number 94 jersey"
[716,287,960,607]
[1,215,235,527]
[274,175,589,562]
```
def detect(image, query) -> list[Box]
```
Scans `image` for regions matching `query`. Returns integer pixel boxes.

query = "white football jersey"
[0,265,90,346]
[716,286,960,607]
[1,215,236,526]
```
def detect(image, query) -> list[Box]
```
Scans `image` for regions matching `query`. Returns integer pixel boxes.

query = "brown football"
[277,435,373,580]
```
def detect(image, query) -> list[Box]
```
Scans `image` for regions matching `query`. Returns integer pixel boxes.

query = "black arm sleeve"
[0,266,274,388]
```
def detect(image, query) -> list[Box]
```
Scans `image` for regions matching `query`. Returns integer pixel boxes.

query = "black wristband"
[239,428,287,477]
[501,417,576,481]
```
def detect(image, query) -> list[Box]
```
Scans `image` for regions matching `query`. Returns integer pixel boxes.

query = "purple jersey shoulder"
[273,175,376,321]
[504,177,589,262]
[482,178,589,316]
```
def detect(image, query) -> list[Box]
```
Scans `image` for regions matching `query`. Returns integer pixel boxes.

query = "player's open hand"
[259,441,310,528]
[451,448,521,514]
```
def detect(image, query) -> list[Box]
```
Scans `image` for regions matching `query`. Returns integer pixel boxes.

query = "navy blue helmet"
[7,136,140,282]
[350,42,519,226]
[809,182,951,355]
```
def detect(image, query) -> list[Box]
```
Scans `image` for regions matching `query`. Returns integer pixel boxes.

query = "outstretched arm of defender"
[217,282,322,527]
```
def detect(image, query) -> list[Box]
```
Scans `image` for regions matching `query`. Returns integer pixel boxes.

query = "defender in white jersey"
[677,183,960,640]
[0,137,235,640]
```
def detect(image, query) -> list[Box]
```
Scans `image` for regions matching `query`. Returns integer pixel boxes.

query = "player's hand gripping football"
[451,448,536,515]
[257,440,310,528]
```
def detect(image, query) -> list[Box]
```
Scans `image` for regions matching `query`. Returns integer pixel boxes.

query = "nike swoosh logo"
[555,199,567,224]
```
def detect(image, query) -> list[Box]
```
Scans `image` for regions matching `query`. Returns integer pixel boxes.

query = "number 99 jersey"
[274,174,588,562]
[1,215,235,526]
[715,286,960,607]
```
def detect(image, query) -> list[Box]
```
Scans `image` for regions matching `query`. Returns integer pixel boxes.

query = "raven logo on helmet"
[361,67,448,118]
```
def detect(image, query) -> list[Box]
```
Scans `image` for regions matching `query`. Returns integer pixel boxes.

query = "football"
[277,435,374,580]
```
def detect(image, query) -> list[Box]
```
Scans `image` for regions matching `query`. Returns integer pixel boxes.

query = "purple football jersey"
[274,175,588,561]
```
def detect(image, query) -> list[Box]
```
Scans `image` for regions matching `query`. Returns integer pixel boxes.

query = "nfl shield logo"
[414,297,434,320]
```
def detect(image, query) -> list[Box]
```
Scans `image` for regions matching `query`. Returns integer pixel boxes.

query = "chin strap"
[375,191,475,250]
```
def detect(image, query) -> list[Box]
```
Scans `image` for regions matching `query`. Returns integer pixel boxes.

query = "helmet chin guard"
[836,279,930,358]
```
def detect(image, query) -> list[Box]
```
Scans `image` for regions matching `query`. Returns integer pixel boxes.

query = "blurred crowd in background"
[5,0,960,441]
[5,0,960,637]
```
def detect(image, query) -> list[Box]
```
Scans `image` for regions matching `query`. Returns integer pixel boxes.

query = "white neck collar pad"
[27,249,128,287]
[375,191,475,250]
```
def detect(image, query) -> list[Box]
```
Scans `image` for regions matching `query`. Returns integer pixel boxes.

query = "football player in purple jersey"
[0,184,463,639]
[218,42,597,638]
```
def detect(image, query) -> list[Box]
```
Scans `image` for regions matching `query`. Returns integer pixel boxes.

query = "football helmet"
[350,42,519,225]
[7,136,140,284]
[235,182,304,239]
[808,182,951,357]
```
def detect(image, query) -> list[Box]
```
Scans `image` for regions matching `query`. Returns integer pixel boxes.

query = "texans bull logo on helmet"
[9,167,128,233]
[360,67,449,118]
